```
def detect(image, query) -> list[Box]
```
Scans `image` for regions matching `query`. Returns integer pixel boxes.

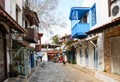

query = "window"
[108,0,111,16]
[80,49,82,63]
[16,8,19,23]
[94,46,98,68]
[91,4,97,26]
[16,5,21,23]
[72,11,78,20]
[25,20,28,28]
[81,14,88,23]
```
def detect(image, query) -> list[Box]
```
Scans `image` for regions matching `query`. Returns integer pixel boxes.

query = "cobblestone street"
[29,62,102,82]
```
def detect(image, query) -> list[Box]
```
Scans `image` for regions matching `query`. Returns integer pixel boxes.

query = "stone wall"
[104,25,120,72]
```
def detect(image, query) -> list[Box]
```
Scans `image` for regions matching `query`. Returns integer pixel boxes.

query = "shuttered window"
[91,3,97,26]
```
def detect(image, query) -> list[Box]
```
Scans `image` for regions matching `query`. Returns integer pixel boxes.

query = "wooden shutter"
[111,37,120,74]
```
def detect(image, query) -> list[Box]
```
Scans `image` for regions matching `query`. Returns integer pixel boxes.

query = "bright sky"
[55,0,83,34]
[41,0,83,44]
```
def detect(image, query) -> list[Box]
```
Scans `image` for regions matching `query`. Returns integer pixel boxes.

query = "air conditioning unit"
[111,0,120,20]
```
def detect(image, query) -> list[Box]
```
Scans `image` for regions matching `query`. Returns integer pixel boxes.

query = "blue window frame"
[91,3,96,26]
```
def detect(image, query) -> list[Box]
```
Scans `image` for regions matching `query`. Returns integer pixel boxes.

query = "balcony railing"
[72,23,90,39]
[0,0,5,9]
[23,8,39,26]
[26,28,38,43]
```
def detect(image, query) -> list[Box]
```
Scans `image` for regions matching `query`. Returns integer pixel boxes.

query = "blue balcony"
[69,7,90,39]
[72,23,90,39]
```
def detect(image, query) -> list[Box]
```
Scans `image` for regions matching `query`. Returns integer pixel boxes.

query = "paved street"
[29,62,102,82]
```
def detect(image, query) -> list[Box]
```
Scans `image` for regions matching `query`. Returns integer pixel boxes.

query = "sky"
[41,0,83,44]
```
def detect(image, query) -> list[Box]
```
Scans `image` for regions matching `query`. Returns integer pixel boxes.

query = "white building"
[70,0,120,82]
[0,0,26,81]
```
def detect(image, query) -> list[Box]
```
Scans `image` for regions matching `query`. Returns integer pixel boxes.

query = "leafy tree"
[30,0,66,34]
[52,35,59,44]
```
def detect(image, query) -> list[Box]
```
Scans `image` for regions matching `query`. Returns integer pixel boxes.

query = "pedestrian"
[63,60,66,65]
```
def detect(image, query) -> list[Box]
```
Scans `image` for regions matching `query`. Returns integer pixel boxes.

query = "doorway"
[0,31,7,81]
[111,36,120,74]
[85,48,88,65]
[94,46,98,68]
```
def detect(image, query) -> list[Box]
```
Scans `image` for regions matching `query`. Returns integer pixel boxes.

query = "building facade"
[0,0,41,81]
[60,34,75,63]
[70,0,120,82]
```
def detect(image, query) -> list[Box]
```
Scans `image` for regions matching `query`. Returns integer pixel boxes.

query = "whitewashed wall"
[5,0,23,26]
[88,42,94,69]
[81,0,110,71]
[5,0,11,15]
[82,0,111,30]
[97,33,104,71]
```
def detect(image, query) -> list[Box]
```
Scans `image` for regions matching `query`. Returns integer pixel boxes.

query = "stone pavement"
[6,62,103,82]
[69,64,95,77]
[6,63,41,82]
[29,62,103,82]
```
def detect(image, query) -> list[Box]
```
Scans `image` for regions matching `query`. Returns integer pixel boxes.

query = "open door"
[0,31,6,82]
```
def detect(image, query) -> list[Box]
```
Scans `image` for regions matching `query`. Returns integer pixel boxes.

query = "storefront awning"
[0,8,27,34]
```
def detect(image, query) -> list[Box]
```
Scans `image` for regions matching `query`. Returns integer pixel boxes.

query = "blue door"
[30,53,34,68]
[94,46,98,68]
[85,48,88,65]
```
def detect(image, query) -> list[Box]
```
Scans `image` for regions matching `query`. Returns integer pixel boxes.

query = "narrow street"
[29,62,102,82]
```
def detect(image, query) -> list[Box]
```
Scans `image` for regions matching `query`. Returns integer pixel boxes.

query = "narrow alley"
[29,62,102,82]
[1,0,120,82]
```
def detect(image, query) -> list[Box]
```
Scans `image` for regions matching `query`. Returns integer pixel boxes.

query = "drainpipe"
[26,0,28,7]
